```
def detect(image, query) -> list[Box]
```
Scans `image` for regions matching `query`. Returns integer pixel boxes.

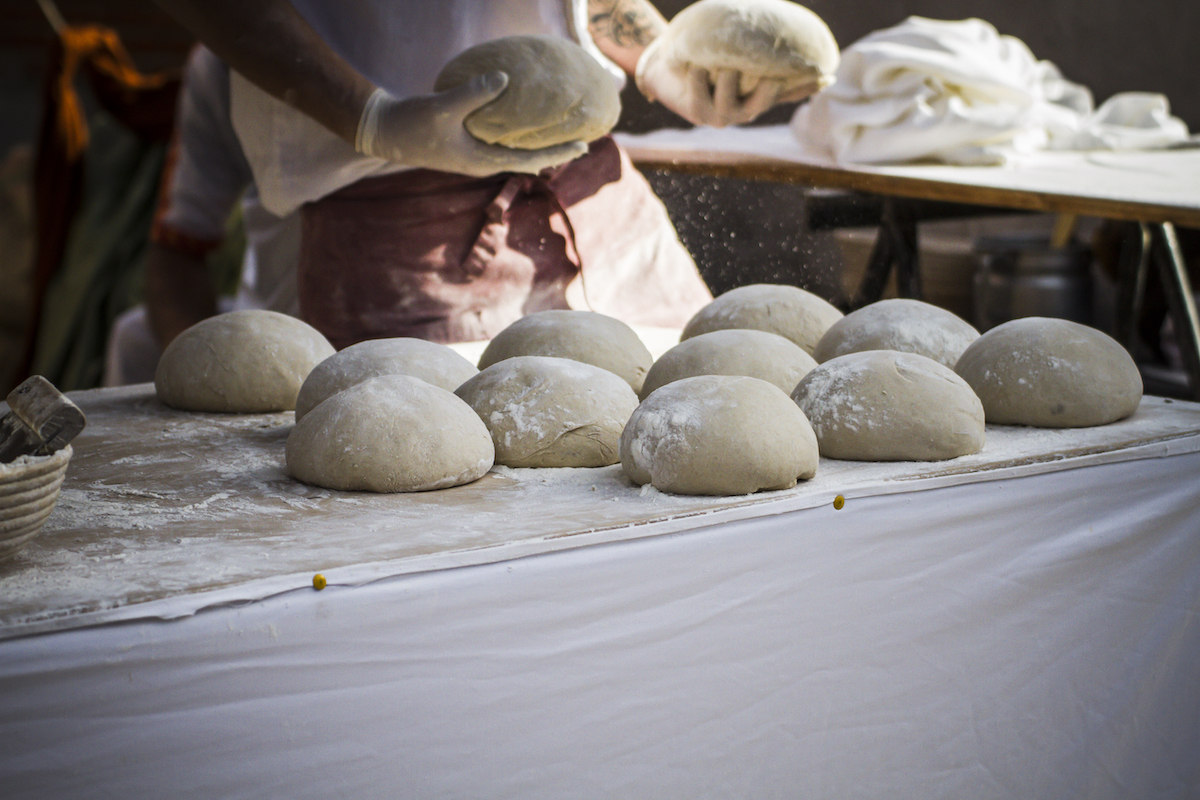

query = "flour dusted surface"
[156,310,334,413]
[456,356,637,468]
[621,374,818,495]
[814,298,979,368]
[793,350,985,461]
[286,374,493,492]
[954,317,1142,427]
[295,337,478,421]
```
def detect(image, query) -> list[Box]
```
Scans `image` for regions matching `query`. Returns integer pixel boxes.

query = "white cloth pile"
[791,16,1192,165]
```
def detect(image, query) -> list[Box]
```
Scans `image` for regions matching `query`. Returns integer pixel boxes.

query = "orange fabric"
[18,25,181,384]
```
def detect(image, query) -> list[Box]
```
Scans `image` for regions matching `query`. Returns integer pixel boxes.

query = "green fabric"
[32,110,166,391]
[210,201,246,298]
[30,108,248,392]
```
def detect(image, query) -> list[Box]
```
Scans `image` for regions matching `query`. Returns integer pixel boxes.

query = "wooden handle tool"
[0,376,86,464]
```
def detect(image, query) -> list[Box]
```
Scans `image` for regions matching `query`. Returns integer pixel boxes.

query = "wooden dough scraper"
[0,376,86,464]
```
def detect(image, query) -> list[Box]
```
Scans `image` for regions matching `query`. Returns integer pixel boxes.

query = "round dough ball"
[621,375,818,496]
[286,375,494,492]
[434,35,621,149]
[455,356,638,468]
[640,329,817,400]
[478,310,654,394]
[792,350,985,461]
[295,338,478,421]
[954,317,1142,427]
[681,283,843,355]
[156,310,335,413]
[813,298,980,368]
[658,0,839,97]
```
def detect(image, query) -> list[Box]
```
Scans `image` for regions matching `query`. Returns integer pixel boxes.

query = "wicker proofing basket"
[0,445,72,562]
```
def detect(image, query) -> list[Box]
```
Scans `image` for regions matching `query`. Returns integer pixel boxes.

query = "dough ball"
[478,310,654,394]
[621,375,818,496]
[814,298,980,368]
[954,317,1142,427]
[295,337,478,421]
[156,310,335,413]
[286,375,494,492]
[658,0,839,97]
[792,350,985,461]
[455,356,638,468]
[434,35,621,149]
[681,283,843,355]
[640,329,817,400]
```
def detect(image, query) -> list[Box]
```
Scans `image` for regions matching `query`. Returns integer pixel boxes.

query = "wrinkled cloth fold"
[792,17,1191,165]
[299,137,710,348]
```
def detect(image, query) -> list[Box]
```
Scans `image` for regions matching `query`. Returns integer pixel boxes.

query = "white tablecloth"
[1,387,1198,799]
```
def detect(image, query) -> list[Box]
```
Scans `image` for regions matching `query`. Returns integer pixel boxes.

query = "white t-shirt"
[230,0,623,216]
[159,46,300,315]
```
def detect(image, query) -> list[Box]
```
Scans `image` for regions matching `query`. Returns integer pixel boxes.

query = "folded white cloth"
[791,17,1191,165]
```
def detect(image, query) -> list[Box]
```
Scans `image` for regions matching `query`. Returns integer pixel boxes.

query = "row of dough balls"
[154,285,1142,496]
[677,283,1141,426]
[152,309,811,495]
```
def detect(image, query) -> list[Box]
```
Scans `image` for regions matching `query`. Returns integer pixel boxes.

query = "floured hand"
[355,74,587,176]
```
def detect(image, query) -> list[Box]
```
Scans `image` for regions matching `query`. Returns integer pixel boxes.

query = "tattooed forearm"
[588,0,665,50]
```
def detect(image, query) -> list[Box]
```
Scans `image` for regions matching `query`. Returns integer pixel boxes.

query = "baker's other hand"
[355,72,588,175]
[636,37,786,128]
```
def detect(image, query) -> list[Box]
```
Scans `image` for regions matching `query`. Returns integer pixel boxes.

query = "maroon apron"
[299,136,710,349]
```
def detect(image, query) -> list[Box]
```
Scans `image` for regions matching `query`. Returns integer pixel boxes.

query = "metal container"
[973,233,1092,331]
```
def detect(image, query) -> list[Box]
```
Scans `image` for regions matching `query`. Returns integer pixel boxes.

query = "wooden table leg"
[850,197,923,309]
[885,199,922,300]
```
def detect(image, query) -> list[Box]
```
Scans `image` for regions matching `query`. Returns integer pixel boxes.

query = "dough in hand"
[656,0,839,97]
[813,298,980,368]
[621,374,818,496]
[295,338,478,421]
[478,310,654,394]
[954,317,1142,427]
[639,328,817,400]
[156,310,334,413]
[792,350,985,461]
[286,374,494,493]
[434,35,621,149]
[455,356,638,468]
[681,283,843,355]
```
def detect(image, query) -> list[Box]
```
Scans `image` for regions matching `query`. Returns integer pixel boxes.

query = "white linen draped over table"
[792,16,1192,165]
[1,451,1197,799]
[1,385,1199,799]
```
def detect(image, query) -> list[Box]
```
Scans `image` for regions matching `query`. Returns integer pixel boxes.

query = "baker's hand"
[355,72,588,176]
[636,37,788,128]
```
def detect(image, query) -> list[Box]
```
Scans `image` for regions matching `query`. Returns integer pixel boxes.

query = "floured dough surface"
[792,350,985,461]
[156,310,334,413]
[286,374,494,493]
[659,0,839,96]
[814,298,980,368]
[640,328,817,400]
[681,283,843,355]
[434,35,621,149]
[621,374,818,496]
[455,356,638,468]
[479,310,654,394]
[295,338,478,421]
[954,317,1142,427]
